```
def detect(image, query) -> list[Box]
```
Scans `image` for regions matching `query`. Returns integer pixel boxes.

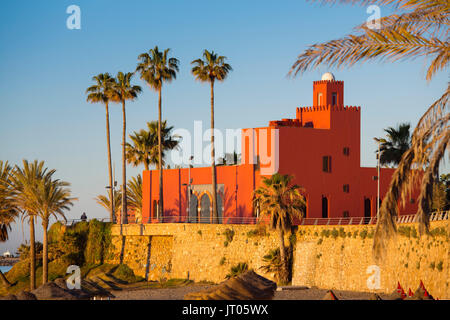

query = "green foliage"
[260,249,282,281]
[321,229,331,238]
[289,233,297,246]
[246,226,267,237]
[197,230,202,236]
[359,229,368,240]
[16,242,43,260]
[338,228,346,238]
[225,262,248,279]
[430,262,435,270]
[430,227,447,237]
[219,257,226,266]
[84,219,112,265]
[224,241,229,247]
[436,261,443,272]
[223,228,235,243]
[331,228,339,239]
[317,238,323,245]
[112,264,137,283]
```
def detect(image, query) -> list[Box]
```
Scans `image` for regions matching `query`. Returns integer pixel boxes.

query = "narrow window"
[343,211,349,218]
[318,93,323,106]
[322,156,331,173]
[332,92,337,105]
[343,147,350,156]
[343,184,350,193]
[322,196,328,218]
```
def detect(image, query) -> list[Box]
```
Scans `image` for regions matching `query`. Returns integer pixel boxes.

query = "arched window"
[200,194,211,224]
[189,195,198,223]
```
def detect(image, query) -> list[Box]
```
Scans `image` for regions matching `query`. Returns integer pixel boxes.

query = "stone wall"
[107,224,280,283]
[292,221,449,299]
[108,220,449,299]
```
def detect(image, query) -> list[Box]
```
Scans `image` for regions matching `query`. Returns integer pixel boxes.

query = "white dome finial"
[321,72,335,81]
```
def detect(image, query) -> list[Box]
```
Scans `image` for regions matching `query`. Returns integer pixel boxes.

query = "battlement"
[297,105,361,112]
[313,80,344,85]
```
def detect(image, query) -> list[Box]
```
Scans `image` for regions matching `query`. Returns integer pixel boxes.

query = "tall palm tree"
[34,173,75,284]
[112,71,142,225]
[127,175,143,223]
[375,123,411,167]
[191,50,232,223]
[136,46,179,220]
[289,0,449,259]
[0,161,18,288]
[253,173,306,284]
[95,190,122,220]
[126,120,180,171]
[8,160,52,290]
[86,73,116,222]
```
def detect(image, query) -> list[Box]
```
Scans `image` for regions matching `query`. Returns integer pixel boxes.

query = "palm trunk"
[105,103,115,223]
[42,220,48,284]
[0,270,11,288]
[29,216,36,290]
[158,87,164,221]
[278,227,288,285]
[210,80,218,224]
[122,100,128,224]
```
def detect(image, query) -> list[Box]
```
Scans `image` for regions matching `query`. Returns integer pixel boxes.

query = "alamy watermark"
[170,121,279,175]
[66,5,81,30]
[366,265,381,290]
[366,5,381,30]
[66,265,81,290]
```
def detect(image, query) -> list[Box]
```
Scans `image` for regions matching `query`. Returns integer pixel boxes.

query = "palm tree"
[0,161,18,287]
[127,175,143,223]
[191,50,232,223]
[95,190,122,220]
[86,73,116,222]
[376,123,411,167]
[112,71,142,225]
[289,0,449,259]
[34,172,75,284]
[8,160,52,290]
[253,173,306,284]
[136,46,179,220]
[126,120,180,171]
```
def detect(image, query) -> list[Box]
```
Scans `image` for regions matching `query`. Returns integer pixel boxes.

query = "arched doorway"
[322,196,328,218]
[189,195,198,223]
[200,194,211,223]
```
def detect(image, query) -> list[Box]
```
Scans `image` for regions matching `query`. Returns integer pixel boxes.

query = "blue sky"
[0,0,448,252]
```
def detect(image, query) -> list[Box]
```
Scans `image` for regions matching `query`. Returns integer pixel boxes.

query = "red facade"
[140,75,419,223]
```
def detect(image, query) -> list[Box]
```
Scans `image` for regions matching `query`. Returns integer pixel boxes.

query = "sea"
[0,266,12,273]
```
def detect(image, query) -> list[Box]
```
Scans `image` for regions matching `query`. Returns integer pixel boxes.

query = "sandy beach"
[110,285,391,300]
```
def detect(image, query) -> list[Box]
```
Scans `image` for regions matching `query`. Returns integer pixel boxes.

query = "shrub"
[112,264,137,283]
[223,228,235,243]
[219,257,226,266]
[225,262,248,279]
[436,261,443,272]
[260,249,282,281]
[317,238,323,245]
[246,225,267,237]
[359,229,368,240]
[338,228,346,238]
[321,229,331,238]
[331,228,339,239]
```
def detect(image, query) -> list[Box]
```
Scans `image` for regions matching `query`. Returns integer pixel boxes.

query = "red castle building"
[138,73,418,224]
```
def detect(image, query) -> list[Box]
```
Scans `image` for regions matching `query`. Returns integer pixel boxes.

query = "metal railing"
[122,210,449,226]
[60,210,448,226]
